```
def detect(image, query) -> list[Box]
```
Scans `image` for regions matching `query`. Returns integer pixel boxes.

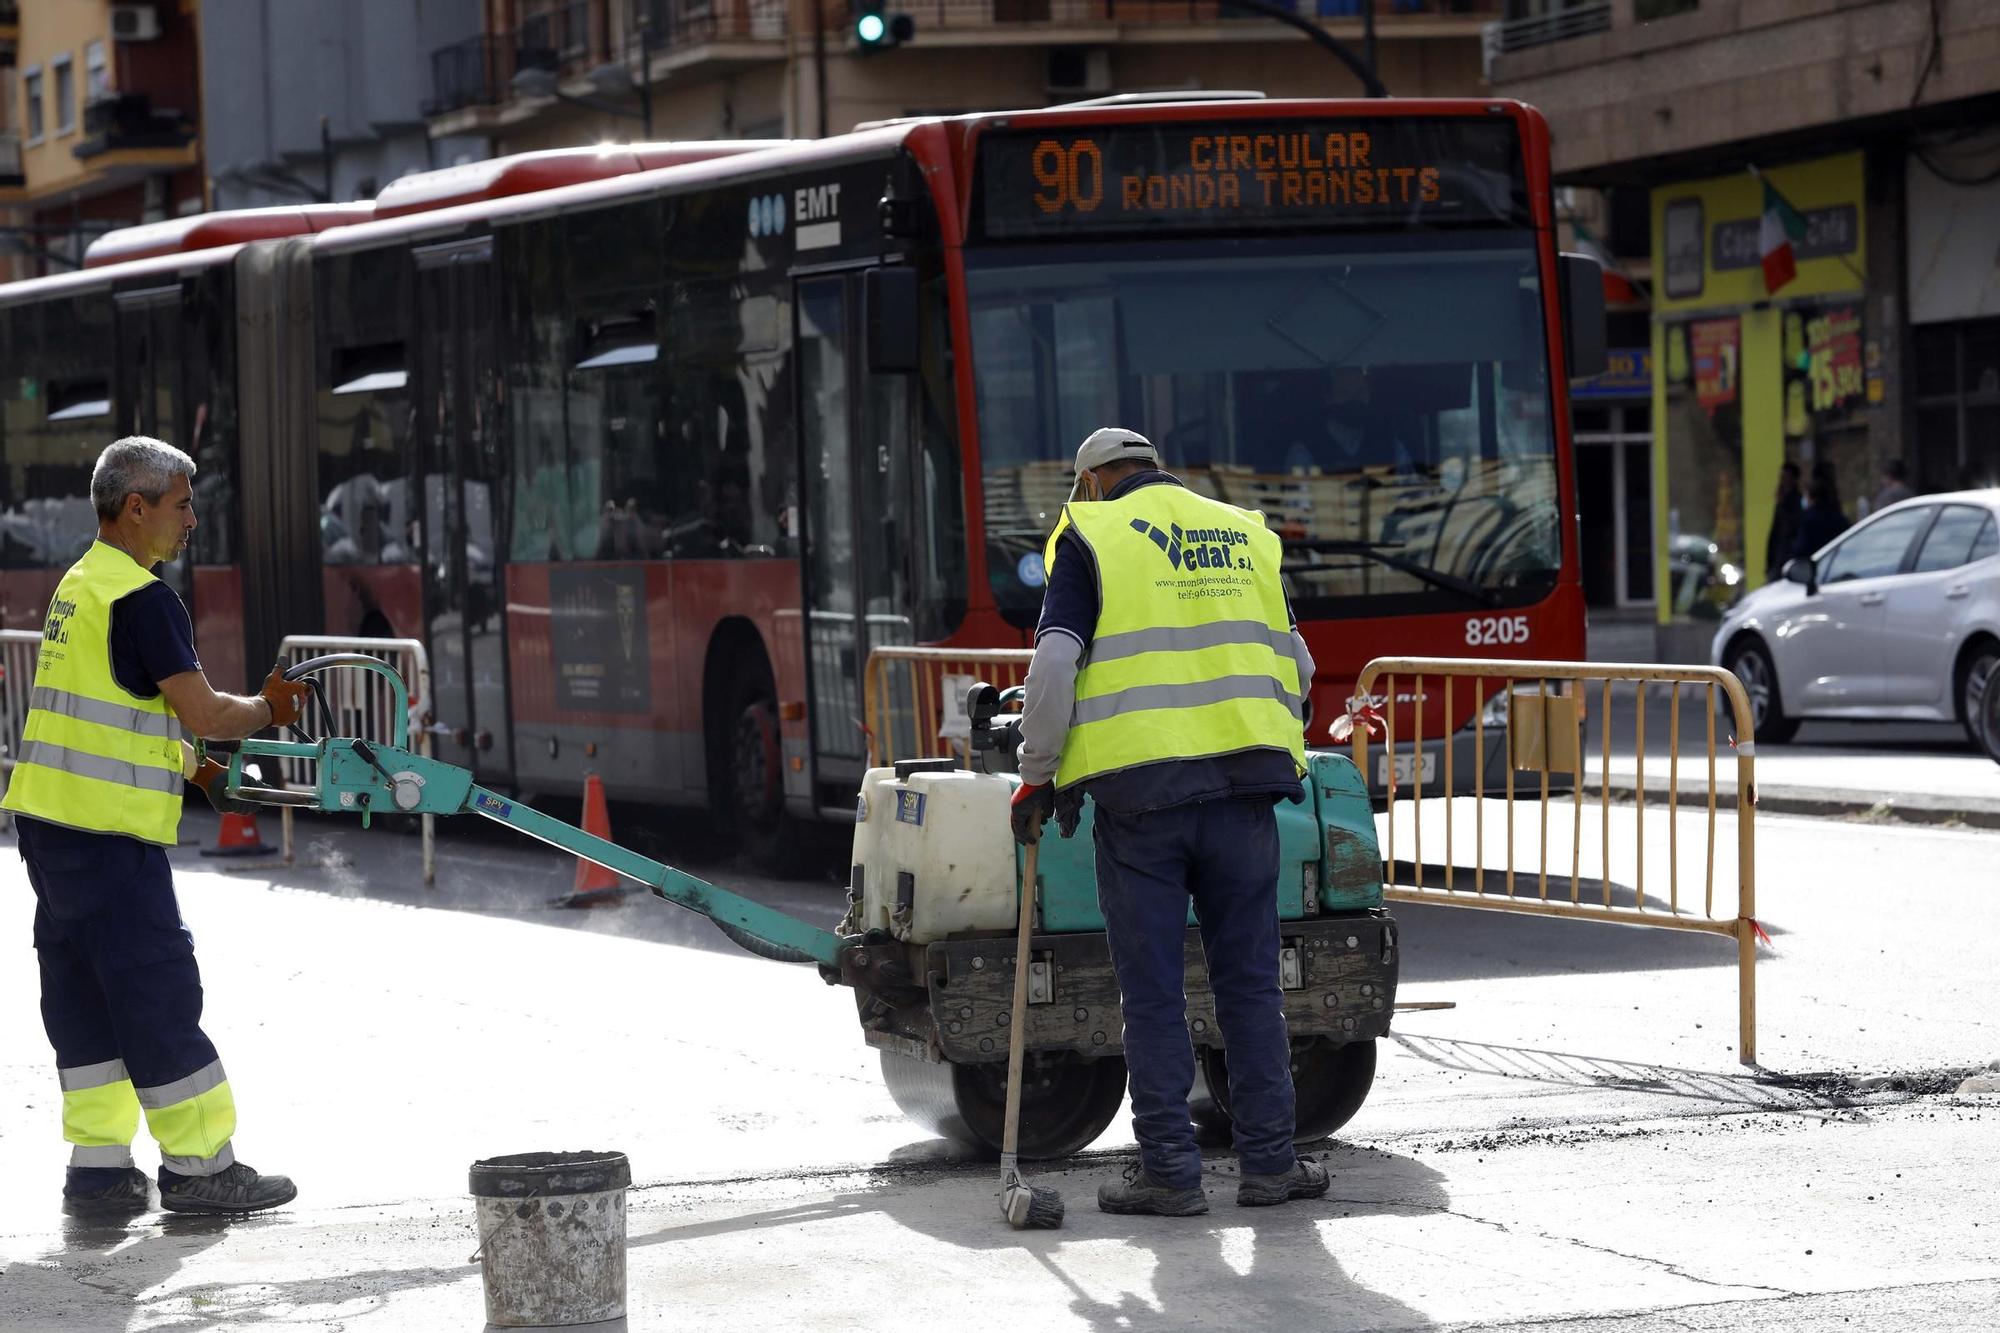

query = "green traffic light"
[857,12,887,42]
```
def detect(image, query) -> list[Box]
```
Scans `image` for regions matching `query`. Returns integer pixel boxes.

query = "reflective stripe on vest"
[0,541,186,845]
[1051,486,1306,790]
[30,684,182,737]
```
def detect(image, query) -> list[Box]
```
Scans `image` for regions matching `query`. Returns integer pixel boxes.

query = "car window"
[1818,508,1932,584]
[1913,505,1995,573]
[1970,515,1998,566]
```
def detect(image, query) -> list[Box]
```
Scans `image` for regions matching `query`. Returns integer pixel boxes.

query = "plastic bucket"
[469,1150,630,1328]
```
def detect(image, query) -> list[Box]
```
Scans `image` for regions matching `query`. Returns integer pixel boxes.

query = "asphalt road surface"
[0,793,1993,1331]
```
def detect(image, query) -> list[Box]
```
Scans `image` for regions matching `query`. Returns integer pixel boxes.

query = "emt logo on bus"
[978,118,1528,239]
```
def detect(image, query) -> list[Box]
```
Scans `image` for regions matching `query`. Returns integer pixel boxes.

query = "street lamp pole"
[1217,0,1388,98]
[631,0,654,139]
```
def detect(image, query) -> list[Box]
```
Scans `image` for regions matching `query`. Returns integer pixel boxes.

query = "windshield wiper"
[1281,538,1500,607]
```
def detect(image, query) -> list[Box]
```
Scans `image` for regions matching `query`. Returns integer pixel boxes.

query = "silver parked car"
[1711,489,2000,744]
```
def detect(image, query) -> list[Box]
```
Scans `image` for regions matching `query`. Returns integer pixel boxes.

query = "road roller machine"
[845,683,1399,1156]
[222,657,1399,1160]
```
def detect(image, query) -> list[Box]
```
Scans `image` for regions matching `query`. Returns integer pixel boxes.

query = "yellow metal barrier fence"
[862,646,1034,769]
[0,628,42,827]
[1349,656,1761,1065]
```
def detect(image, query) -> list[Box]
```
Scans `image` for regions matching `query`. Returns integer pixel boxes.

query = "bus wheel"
[724,679,784,839]
[1194,1037,1377,1144]
[877,1048,1127,1160]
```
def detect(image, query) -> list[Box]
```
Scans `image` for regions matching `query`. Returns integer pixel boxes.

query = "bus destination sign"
[977,118,1527,239]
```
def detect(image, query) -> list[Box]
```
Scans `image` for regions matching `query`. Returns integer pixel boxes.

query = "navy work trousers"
[1092,797,1296,1189]
[19,816,221,1108]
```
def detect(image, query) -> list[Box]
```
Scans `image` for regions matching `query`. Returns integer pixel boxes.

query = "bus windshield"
[968,232,1562,624]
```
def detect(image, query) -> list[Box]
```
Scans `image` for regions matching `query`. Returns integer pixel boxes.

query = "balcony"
[1488,0,2000,179]
[73,92,197,160]
[1480,1,1609,76]
[429,0,787,122]
[830,0,1491,32]
[428,0,1491,125]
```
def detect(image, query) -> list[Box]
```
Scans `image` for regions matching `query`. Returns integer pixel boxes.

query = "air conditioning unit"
[110,5,162,42]
[1047,48,1111,98]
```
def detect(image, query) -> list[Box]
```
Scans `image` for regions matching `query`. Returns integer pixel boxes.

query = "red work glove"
[259,664,310,730]
[195,758,258,816]
[1010,782,1054,846]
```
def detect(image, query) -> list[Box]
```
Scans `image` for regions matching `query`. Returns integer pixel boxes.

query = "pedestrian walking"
[1766,460,1802,581]
[5,436,310,1217]
[1793,461,1850,563]
[1872,458,1913,512]
[1009,427,1324,1216]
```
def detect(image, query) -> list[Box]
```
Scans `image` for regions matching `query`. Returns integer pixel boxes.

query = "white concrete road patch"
[0,811,1996,1329]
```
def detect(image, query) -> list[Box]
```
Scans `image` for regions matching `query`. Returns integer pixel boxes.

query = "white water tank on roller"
[855,764,1018,943]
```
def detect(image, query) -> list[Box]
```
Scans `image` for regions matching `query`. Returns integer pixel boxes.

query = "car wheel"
[1980,660,2000,766]
[1725,638,1799,744]
[1958,644,1999,750]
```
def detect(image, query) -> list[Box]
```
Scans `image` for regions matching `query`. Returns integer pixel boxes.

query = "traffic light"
[854,0,913,49]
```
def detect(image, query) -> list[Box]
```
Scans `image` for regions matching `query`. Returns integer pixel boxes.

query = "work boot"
[1237,1155,1331,1208]
[158,1162,297,1216]
[1097,1162,1208,1217]
[62,1166,152,1217]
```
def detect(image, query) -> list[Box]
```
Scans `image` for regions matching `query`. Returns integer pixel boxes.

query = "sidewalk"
[1590,684,2000,829]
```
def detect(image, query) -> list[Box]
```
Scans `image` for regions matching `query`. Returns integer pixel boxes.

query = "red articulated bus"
[0,97,1595,841]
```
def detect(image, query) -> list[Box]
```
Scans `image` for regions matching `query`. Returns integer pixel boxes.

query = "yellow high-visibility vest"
[1047,486,1305,791]
[2,541,186,845]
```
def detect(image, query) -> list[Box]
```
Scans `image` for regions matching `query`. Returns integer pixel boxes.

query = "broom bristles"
[1000,1160,1065,1230]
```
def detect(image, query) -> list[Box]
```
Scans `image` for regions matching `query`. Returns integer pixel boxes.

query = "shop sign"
[1714,205,1859,271]
[1571,346,1653,399]
[1691,319,1739,411]
[1651,152,1864,311]
[1802,304,1864,413]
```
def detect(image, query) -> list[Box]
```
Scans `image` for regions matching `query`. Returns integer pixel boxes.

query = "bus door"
[113,285,191,606]
[795,271,915,792]
[413,238,514,783]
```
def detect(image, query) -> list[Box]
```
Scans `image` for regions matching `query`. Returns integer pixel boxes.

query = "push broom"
[999,839,1064,1229]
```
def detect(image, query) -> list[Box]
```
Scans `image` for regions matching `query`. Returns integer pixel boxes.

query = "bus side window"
[665,279,788,559]
[911,271,965,641]
[318,248,416,568]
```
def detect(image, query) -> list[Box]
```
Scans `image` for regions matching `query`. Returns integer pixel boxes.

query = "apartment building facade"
[0,0,203,276]
[423,1,1501,154]
[1489,0,2000,653]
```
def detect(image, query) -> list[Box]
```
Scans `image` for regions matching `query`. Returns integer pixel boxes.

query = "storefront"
[1571,346,1654,614]
[1648,151,1876,650]
[1906,130,2000,494]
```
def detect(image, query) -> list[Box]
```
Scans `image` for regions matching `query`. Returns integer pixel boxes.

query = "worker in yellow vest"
[1012,427,1325,1216]
[4,436,310,1217]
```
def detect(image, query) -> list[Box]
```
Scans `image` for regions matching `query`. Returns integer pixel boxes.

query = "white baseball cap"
[1069,427,1159,500]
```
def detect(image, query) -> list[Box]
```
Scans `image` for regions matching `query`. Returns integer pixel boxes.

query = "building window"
[85,40,109,101]
[1913,318,2000,492]
[22,66,42,143]
[52,55,74,136]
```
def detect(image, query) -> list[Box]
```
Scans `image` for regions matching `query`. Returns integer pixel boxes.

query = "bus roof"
[0,240,248,308]
[370,141,798,219]
[83,203,376,269]
[308,124,919,257]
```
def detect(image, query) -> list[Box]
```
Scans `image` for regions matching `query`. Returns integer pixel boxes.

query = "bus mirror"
[1560,252,1608,381]
[865,266,920,373]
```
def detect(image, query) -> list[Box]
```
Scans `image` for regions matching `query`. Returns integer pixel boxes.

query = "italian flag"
[1759,179,1808,294]
[1572,222,1640,304]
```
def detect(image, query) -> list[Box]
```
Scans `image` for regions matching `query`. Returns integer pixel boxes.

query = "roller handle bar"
[276,654,412,750]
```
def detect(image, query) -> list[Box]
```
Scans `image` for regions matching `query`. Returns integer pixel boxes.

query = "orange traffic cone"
[558,773,626,908]
[201,810,277,858]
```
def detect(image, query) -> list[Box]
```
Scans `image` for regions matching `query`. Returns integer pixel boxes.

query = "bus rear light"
[779,701,805,722]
